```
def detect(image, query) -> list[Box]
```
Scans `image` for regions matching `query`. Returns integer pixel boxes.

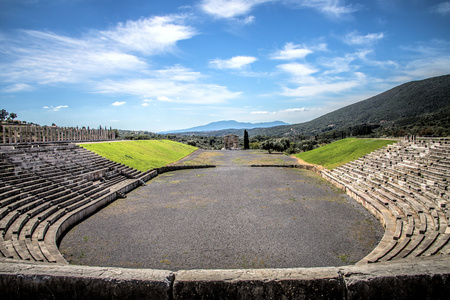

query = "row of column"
[1,125,115,144]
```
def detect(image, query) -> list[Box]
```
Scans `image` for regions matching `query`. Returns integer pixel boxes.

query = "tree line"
[0,109,18,122]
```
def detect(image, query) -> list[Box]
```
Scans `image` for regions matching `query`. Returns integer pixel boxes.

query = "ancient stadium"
[0,125,449,299]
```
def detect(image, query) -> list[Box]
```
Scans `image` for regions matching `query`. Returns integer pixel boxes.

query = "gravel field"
[60,150,383,270]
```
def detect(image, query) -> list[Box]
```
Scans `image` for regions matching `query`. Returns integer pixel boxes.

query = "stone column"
[14,126,18,143]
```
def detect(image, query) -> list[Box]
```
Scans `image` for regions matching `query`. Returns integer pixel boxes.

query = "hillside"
[252,74,450,137]
[190,74,449,138]
[79,140,197,171]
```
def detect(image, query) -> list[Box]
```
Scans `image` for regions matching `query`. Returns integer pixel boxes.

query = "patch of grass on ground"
[79,140,197,171]
[295,138,395,169]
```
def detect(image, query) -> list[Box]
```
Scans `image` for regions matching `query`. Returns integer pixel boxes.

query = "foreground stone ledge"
[342,256,450,300]
[174,267,345,299]
[0,260,174,300]
[1,256,449,299]
[173,256,450,300]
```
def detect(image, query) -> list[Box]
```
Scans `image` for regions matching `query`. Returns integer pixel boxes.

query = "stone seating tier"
[0,143,146,262]
[323,139,450,264]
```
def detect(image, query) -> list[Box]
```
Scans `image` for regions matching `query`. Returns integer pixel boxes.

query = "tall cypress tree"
[244,130,249,150]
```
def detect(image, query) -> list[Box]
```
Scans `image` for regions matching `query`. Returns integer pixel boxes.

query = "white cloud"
[0,15,196,86]
[210,56,257,69]
[112,101,126,106]
[343,31,384,46]
[157,96,173,102]
[277,62,318,78]
[200,0,270,18]
[200,0,358,20]
[320,55,355,74]
[280,73,365,98]
[141,103,149,107]
[96,68,242,105]
[296,0,360,18]
[155,65,203,81]
[100,15,196,55]
[270,43,313,60]
[251,110,272,115]
[282,108,308,113]
[2,83,33,93]
[43,105,68,112]
[431,2,450,15]
[250,107,310,115]
[399,55,450,80]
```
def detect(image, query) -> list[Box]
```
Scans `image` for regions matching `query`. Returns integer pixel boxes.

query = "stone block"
[0,262,174,300]
[173,268,345,300]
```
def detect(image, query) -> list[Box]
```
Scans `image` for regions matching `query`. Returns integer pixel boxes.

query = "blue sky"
[1,0,449,132]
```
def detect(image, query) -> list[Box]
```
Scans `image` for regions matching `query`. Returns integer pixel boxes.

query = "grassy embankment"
[295,138,396,170]
[79,140,197,172]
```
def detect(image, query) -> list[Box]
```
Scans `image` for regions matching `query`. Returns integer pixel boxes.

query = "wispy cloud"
[270,43,313,60]
[112,101,126,106]
[280,76,363,98]
[250,110,275,115]
[2,83,33,93]
[431,2,450,15]
[343,31,384,46]
[95,66,241,104]
[0,15,196,86]
[277,62,318,78]
[200,0,358,20]
[395,40,450,80]
[43,105,68,112]
[199,0,271,18]
[210,56,257,69]
[99,15,196,55]
[251,107,311,115]
[294,0,360,18]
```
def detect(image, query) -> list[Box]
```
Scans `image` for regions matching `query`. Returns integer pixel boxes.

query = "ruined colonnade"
[1,124,115,144]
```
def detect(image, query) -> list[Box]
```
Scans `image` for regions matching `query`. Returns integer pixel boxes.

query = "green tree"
[243,130,249,150]
[0,109,9,121]
[260,139,274,153]
[9,113,17,120]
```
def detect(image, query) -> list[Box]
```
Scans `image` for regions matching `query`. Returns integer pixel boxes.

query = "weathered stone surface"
[173,268,346,300]
[1,257,449,299]
[342,256,450,300]
[0,260,174,300]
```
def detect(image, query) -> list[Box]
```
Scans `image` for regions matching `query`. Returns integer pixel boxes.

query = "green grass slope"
[79,140,197,171]
[295,138,395,169]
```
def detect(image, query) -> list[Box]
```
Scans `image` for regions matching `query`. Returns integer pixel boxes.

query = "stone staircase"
[322,138,450,264]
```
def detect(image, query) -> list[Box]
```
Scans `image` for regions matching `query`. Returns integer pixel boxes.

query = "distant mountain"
[159,120,289,134]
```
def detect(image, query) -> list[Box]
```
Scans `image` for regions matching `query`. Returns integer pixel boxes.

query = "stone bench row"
[0,144,148,262]
[324,140,450,264]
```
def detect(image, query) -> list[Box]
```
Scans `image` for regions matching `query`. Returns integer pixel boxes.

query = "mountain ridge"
[159,120,289,134]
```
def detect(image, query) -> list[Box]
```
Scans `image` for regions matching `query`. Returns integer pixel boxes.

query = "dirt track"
[60,150,383,270]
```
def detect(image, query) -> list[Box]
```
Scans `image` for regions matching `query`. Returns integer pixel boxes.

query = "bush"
[249,142,260,149]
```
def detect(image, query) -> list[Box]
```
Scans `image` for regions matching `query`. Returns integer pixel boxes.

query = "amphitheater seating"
[322,138,450,264]
[0,143,147,262]
[1,139,449,266]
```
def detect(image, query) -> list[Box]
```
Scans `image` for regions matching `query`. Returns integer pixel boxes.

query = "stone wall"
[1,256,448,299]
